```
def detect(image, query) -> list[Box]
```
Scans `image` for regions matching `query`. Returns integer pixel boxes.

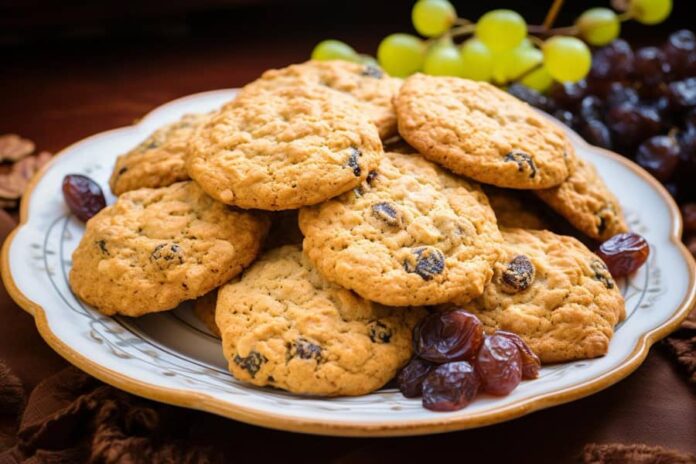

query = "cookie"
[459,228,625,363]
[69,181,269,317]
[241,60,402,139]
[216,245,424,396]
[299,151,502,307]
[484,186,550,230]
[194,291,220,337]
[535,157,628,241]
[186,84,383,210]
[394,74,573,189]
[109,113,208,195]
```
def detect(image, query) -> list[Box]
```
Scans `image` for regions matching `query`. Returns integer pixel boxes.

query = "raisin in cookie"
[535,157,627,241]
[216,245,424,396]
[459,228,625,363]
[240,60,402,139]
[395,74,573,189]
[186,84,382,210]
[69,181,269,317]
[299,151,502,307]
[109,113,208,195]
[194,291,220,337]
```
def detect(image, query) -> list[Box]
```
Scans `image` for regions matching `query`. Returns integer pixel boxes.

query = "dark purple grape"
[553,110,577,128]
[633,47,670,86]
[606,82,640,107]
[664,30,696,78]
[62,174,106,222]
[685,108,696,129]
[422,361,480,412]
[495,331,540,380]
[549,81,587,109]
[667,78,696,110]
[606,103,662,148]
[590,39,634,81]
[474,334,523,396]
[580,119,613,149]
[682,203,696,234]
[579,95,604,123]
[397,358,435,398]
[635,135,681,182]
[675,128,696,199]
[413,309,484,363]
[507,84,556,113]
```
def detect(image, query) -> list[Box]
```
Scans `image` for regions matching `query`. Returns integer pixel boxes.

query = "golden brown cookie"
[186,84,383,210]
[535,157,628,241]
[395,74,573,189]
[69,181,269,316]
[109,113,208,195]
[241,60,402,139]
[459,228,625,363]
[299,151,502,307]
[193,291,220,337]
[216,245,424,396]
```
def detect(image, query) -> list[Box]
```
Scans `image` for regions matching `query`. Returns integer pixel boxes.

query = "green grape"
[459,38,494,81]
[520,66,553,93]
[423,42,466,76]
[311,40,359,62]
[542,36,591,83]
[475,9,527,53]
[493,43,543,84]
[630,0,672,24]
[576,8,620,46]
[412,0,457,38]
[377,33,425,77]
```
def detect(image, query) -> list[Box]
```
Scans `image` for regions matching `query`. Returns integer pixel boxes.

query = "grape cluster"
[508,30,696,256]
[311,0,672,89]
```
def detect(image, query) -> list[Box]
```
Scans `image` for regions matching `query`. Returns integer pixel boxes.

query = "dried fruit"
[496,331,541,379]
[501,255,535,293]
[368,321,392,343]
[0,134,35,162]
[404,246,445,280]
[361,65,384,78]
[372,201,404,227]
[596,232,650,278]
[62,174,106,222]
[347,147,362,176]
[397,357,435,398]
[150,243,184,269]
[422,361,480,412]
[474,334,523,396]
[290,338,323,361]
[591,259,615,289]
[504,151,537,178]
[414,309,484,363]
[234,351,266,377]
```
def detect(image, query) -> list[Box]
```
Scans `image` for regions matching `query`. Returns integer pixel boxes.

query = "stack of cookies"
[69,60,628,397]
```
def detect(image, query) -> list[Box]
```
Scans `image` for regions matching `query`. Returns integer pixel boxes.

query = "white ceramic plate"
[2,90,695,437]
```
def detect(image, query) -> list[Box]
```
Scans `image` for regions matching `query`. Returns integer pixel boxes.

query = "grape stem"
[527,24,579,36]
[449,24,476,38]
[542,0,565,30]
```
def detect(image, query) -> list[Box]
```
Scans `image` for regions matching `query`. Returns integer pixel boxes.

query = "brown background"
[1,0,695,462]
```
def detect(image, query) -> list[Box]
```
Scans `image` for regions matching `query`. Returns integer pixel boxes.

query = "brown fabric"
[664,309,696,384]
[584,443,696,463]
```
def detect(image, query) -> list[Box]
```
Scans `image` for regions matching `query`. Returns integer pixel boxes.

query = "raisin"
[474,334,523,396]
[62,174,106,222]
[347,147,362,176]
[404,246,445,281]
[366,170,378,185]
[596,204,617,235]
[414,309,484,363]
[290,338,322,361]
[422,361,480,412]
[365,321,391,343]
[95,239,109,256]
[496,331,540,379]
[595,232,650,278]
[590,259,615,289]
[501,255,535,293]
[150,243,184,269]
[397,357,435,398]
[234,351,266,377]
[504,152,537,178]
[361,65,384,78]
[372,202,403,227]
[117,166,128,176]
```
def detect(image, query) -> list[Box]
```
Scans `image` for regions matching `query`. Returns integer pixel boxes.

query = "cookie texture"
[535,157,628,241]
[194,291,220,337]
[109,113,208,195]
[299,151,502,307]
[187,84,383,210]
[485,186,550,230]
[241,60,402,139]
[395,74,573,189]
[69,181,269,317]
[216,245,424,396]
[460,228,625,363]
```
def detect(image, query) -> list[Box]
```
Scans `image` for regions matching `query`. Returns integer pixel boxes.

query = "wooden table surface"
[1,32,695,463]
